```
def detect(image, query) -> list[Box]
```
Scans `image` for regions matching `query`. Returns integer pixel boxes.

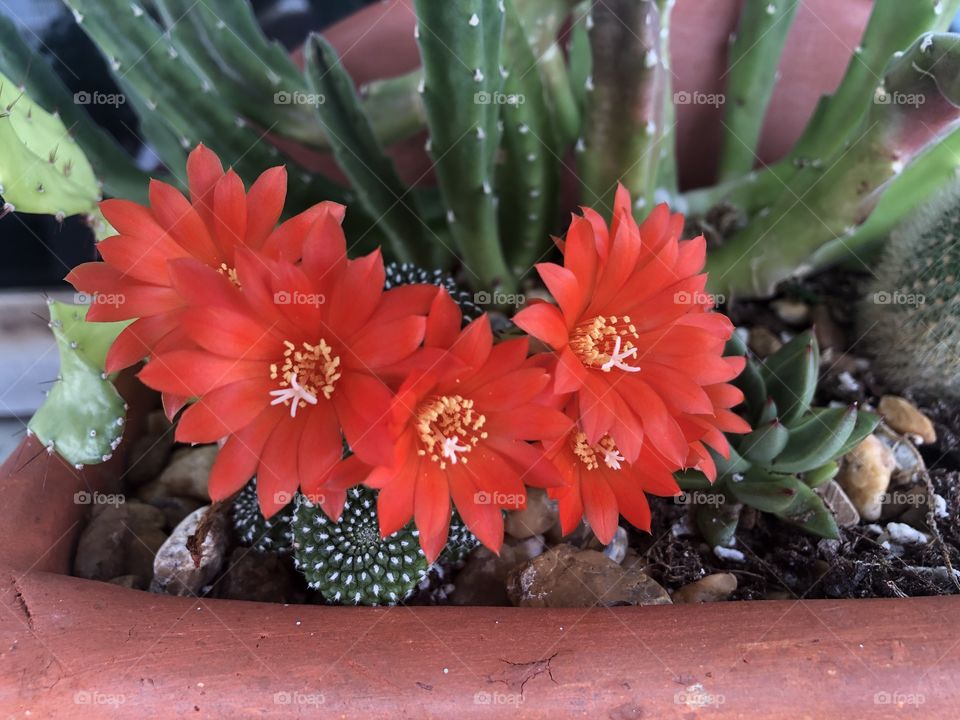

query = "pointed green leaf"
[696,500,740,548]
[739,419,789,465]
[803,460,839,489]
[833,409,881,458]
[775,481,839,539]
[772,405,857,473]
[728,467,802,514]
[760,331,818,424]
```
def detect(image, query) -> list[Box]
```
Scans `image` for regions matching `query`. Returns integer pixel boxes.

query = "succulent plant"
[678,331,879,546]
[0,70,100,217]
[27,302,129,468]
[231,478,295,553]
[292,486,476,606]
[860,183,960,398]
[292,487,427,605]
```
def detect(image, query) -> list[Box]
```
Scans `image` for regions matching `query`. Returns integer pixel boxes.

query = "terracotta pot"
[289,0,873,191]
[2,382,960,717]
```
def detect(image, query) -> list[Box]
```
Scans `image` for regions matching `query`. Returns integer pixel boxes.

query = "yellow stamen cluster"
[218,262,240,288]
[570,315,641,371]
[415,394,488,469]
[570,431,624,472]
[270,339,341,405]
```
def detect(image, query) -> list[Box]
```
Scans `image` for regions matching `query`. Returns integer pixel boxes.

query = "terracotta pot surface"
[2,382,960,716]
[288,0,872,190]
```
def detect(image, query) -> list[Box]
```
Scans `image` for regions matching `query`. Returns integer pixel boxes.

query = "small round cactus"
[861,184,960,398]
[292,486,429,605]
[231,477,294,553]
[384,261,480,321]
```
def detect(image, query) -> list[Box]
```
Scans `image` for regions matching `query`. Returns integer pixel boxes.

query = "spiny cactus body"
[384,261,481,321]
[0,71,100,217]
[27,302,129,468]
[861,184,960,398]
[680,331,879,546]
[292,487,430,605]
[231,477,295,553]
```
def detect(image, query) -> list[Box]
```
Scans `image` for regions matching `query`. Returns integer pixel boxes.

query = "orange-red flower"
[325,292,571,562]
[67,144,342,378]
[515,185,749,535]
[137,210,438,518]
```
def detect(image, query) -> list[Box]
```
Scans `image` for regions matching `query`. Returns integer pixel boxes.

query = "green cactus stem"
[0,71,100,217]
[678,332,879,546]
[231,477,295,553]
[716,0,800,181]
[304,34,427,265]
[578,0,673,215]
[27,302,129,468]
[811,125,960,269]
[0,14,148,202]
[498,0,558,276]
[706,33,960,298]
[860,183,960,398]
[413,0,514,293]
[685,0,960,218]
[62,0,354,216]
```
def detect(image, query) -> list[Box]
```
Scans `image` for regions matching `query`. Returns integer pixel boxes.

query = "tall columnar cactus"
[706,33,960,298]
[679,332,879,547]
[0,71,100,217]
[27,302,129,468]
[578,0,674,214]
[716,0,799,181]
[413,0,514,292]
[860,184,960,398]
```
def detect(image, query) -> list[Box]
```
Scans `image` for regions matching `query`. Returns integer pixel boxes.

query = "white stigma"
[269,372,318,418]
[600,335,642,373]
[441,436,470,464]
[603,448,625,471]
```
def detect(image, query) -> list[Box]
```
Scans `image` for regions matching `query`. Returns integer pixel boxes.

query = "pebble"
[836,434,896,521]
[503,488,558,540]
[216,548,297,603]
[881,522,930,547]
[811,305,845,350]
[506,545,671,608]
[73,501,167,581]
[878,396,937,445]
[672,573,738,604]
[713,546,745,563]
[138,445,218,502]
[603,526,629,564]
[125,410,175,487]
[816,480,861,528]
[771,298,810,325]
[449,537,545,606]
[151,506,229,596]
[147,495,205,531]
[747,327,782,357]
